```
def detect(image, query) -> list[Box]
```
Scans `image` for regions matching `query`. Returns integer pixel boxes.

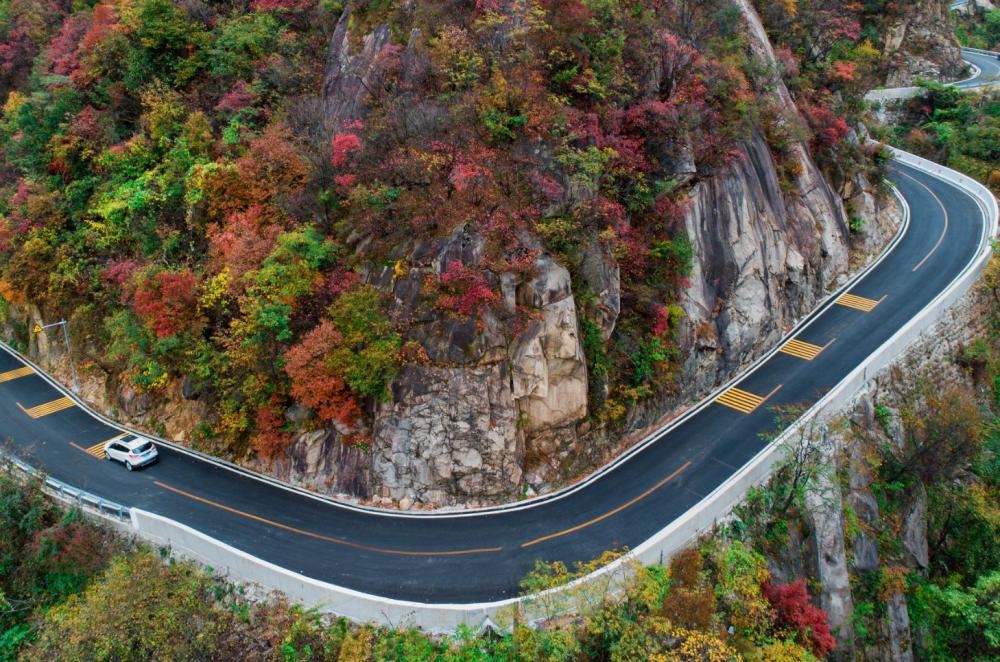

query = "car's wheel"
[104,452,111,461]
[126,461,134,471]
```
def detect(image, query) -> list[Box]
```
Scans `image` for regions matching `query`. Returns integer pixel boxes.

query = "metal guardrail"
[1,449,130,521]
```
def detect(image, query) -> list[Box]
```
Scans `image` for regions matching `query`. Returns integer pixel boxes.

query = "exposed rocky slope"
[0,1,897,507]
[281,1,896,506]
[208,1,875,505]
[745,279,994,661]
[883,0,966,87]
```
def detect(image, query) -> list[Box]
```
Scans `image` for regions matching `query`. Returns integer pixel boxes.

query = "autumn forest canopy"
[0,0,897,460]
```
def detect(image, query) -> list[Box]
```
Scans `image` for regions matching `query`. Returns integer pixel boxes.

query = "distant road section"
[957,48,1000,88]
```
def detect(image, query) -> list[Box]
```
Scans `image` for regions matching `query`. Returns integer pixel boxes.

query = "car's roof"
[116,434,151,448]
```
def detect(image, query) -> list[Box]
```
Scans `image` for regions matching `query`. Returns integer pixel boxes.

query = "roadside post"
[33,320,80,394]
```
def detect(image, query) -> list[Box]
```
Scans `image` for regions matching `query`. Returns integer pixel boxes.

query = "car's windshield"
[120,434,137,444]
[133,442,153,454]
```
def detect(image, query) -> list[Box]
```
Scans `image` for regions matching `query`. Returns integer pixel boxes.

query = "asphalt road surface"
[957,48,1000,89]
[0,156,987,603]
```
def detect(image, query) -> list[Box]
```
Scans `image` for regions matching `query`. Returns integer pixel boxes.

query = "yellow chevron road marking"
[780,338,835,361]
[715,385,782,414]
[17,396,75,419]
[72,441,108,459]
[72,433,127,460]
[0,366,33,383]
[836,293,885,312]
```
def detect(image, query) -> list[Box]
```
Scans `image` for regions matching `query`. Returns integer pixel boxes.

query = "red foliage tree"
[334,173,357,188]
[762,579,837,657]
[530,170,563,203]
[801,102,850,153]
[69,106,107,148]
[208,205,284,287]
[330,132,362,168]
[660,33,702,99]
[235,126,310,208]
[81,3,117,52]
[251,395,293,460]
[652,305,671,337]
[0,27,35,78]
[654,193,688,230]
[283,320,360,426]
[830,60,856,83]
[73,2,118,84]
[215,80,254,113]
[448,157,489,193]
[131,269,200,339]
[46,14,89,77]
[101,259,141,303]
[821,12,861,43]
[436,260,500,317]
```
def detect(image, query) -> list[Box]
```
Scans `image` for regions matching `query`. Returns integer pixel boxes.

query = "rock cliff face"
[755,282,990,661]
[678,134,848,398]
[882,0,965,87]
[1,0,907,508]
[372,363,524,504]
[268,1,899,507]
[559,2,901,469]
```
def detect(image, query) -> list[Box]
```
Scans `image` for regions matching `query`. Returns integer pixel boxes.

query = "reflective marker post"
[33,320,80,394]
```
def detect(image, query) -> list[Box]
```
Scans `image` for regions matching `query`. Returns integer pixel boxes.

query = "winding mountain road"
[958,47,1000,88]
[0,49,996,608]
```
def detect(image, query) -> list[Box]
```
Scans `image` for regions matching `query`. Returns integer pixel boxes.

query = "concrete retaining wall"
[865,86,925,104]
[131,508,635,631]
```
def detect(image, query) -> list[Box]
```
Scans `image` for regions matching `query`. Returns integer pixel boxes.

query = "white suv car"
[104,434,159,471]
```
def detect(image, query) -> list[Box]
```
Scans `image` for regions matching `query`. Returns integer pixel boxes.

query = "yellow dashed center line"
[715,384,782,414]
[17,396,75,419]
[836,293,885,312]
[154,481,503,557]
[780,338,835,361]
[0,366,34,383]
[520,461,692,548]
[895,170,949,272]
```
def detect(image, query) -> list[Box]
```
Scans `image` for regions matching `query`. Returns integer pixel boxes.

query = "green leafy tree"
[23,552,233,661]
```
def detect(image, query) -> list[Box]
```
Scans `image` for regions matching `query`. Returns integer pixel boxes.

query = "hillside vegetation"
[0,0,892,473]
[0,464,839,661]
[3,306,1000,661]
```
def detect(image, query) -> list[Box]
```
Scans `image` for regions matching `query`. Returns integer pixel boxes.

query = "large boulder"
[512,255,588,440]
[281,428,372,499]
[882,0,965,87]
[371,364,524,505]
